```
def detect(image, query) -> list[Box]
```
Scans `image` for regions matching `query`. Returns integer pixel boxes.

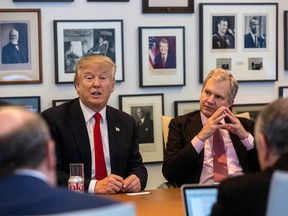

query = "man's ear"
[46,140,57,186]
[257,133,270,169]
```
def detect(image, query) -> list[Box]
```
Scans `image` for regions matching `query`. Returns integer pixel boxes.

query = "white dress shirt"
[192,112,254,184]
[79,99,111,193]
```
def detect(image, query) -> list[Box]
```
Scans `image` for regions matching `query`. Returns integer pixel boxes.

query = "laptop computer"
[181,184,218,216]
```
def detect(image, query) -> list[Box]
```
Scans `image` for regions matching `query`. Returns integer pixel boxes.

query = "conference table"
[102,188,184,216]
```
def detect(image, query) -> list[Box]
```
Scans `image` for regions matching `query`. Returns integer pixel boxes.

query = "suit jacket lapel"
[67,99,92,175]
[105,106,121,173]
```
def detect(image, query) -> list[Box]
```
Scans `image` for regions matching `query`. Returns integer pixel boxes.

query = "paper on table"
[126,191,151,196]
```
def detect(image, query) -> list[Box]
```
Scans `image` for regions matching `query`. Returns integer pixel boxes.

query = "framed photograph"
[199,3,278,82]
[52,99,71,107]
[142,0,194,14]
[139,26,185,87]
[0,96,41,112]
[174,100,199,116]
[279,86,288,98]
[119,94,164,163]
[54,20,124,83]
[13,0,73,2]
[0,9,42,85]
[285,11,288,70]
[231,103,267,122]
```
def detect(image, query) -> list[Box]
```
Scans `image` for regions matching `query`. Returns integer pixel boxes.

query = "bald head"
[0,107,35,136]
[0,107,52,178]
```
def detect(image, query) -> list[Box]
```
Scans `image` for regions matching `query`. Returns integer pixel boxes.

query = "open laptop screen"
[181,184,218,216]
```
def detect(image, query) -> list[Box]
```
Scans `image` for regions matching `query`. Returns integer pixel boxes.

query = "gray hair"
[255,98,288,155]
[202,68,239,103]
[0,108,51,178]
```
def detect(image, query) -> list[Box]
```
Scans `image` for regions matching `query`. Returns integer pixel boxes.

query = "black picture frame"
[231,103,267,122]
[199,3,278,83]
[174,100,199,116]
[119,93,164,163]
[285,11,288,70]
[0,96,41,112]
[0,9,42,85]
[54,20,124,83]
[279,86,288,98]
[52,99,71,107]
[142,0,194,14]
[139,26,185,87]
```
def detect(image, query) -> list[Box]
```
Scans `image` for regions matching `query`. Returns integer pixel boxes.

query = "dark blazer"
[212,33,235,49]
[211,153,288,216]
[162,111,260,187]
[1,42,28,64]
[42,98,147,191]
[0,174,118,215]
[244,33,266,48]
[154,52,176,69]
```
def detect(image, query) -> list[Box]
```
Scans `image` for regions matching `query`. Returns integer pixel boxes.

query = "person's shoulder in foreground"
[0,106,119,215]
[211,98,288,216]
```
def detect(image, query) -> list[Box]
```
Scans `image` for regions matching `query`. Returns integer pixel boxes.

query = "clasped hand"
[94,174,141,194]
[197,106,249,141]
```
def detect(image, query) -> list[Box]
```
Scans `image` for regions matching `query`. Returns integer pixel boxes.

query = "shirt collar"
[14,169,49,183]
[79,98,107,123]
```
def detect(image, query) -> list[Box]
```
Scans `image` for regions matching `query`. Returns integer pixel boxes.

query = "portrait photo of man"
[244,16,267,48]
[1,26,29,65]
[152,37,176,69]
[212,16,235,49]
[133,106,154,144]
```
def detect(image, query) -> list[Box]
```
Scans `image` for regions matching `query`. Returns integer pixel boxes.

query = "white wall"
[0,0,287,190]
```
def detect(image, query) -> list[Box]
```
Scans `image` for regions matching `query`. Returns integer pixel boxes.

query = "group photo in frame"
[0,9,42,84]
[142,0,194,14]
[139,26,185,87]
[54,20,124,83]
[119,94,164,163]
[279,86,288,98]
[231,103,267,122]
[199,3,278,82]
[174,100,199,116]
[0,96,41,112]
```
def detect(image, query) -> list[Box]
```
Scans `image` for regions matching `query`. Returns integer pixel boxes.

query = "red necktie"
[93,113,107,180]
[212,129,228,182]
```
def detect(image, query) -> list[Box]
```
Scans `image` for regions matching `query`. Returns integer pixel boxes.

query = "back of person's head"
[202,68,239,103]
[0,106,51,178]
[255,98,288,156]
[73,55,116,86]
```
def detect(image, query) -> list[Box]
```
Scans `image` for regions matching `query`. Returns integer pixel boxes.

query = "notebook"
[181,184,218,216]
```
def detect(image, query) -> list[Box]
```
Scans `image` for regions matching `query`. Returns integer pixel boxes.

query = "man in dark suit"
[136,107,154,143]
[1,29,28,64]
[0,106,120,215]
[42,55,147,194]
[211,98,288,216]
[212,17,235,49]
[154,38,176,69]
[244,17,266,48]
[162,68,259,187]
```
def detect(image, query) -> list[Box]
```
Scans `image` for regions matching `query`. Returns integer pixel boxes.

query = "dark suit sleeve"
[237,118,260,172]
[41,101,93,191]
[162,113,204,186]
[107,107,148,190]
